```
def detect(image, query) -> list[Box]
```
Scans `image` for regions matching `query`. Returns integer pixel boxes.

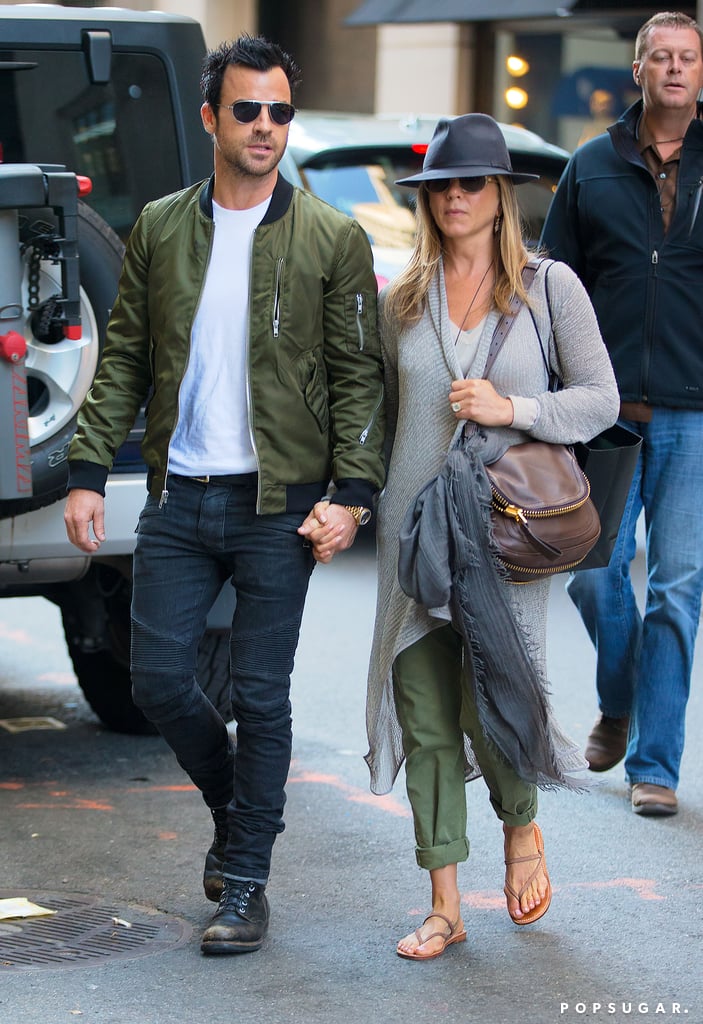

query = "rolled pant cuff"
[495,809,537,829]
[416,837,469,871]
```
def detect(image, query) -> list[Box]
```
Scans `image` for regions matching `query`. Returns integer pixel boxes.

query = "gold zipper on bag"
[500,556,589,580]
[490,478,591,520]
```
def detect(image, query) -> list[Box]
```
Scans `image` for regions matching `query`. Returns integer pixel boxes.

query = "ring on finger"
[451,401,462,413]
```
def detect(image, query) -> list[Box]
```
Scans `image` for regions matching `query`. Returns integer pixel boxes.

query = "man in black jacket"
[541,11,703,817]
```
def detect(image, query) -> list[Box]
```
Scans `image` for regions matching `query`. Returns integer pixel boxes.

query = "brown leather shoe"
[631,783,678,816]
[584,714,630,772]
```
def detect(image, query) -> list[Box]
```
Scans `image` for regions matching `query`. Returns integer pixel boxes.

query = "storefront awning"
[345,0,578,26]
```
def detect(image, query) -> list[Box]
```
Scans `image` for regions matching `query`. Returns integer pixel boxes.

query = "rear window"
[0,49,183,241]
[295,145,561,246]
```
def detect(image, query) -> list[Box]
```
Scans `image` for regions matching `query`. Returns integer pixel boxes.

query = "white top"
[451,313,538,429]
[169,196,271,476]
[451,317,485,377]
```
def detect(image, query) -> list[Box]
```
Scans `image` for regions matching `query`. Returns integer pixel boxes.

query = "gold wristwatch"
[343,504,372,527]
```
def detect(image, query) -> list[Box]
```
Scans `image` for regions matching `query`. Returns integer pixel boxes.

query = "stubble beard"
[227,131,284,179]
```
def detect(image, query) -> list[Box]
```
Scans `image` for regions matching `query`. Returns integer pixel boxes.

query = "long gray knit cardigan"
[365,258,620,796]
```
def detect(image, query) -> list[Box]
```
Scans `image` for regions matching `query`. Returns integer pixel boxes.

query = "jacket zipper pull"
[159,488,169,508]
[273,257,283,338]
[651,250,658,265]
[688,178,703,238]
[356,293,365,350]
[358,387,383,444]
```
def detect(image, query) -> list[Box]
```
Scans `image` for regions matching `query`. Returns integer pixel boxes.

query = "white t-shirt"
[451,317,485,378]
[168,195,271,476]
[451,314,538,430]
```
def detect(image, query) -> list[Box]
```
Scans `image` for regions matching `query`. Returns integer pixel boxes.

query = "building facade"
[4,0,698,151]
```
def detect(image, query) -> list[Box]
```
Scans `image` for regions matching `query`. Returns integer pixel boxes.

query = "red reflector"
[63,325,82,340]
[0,330,27,363]
[411,144,428,154]
[76,175,93,197]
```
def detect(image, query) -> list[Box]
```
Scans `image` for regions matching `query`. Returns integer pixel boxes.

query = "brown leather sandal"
[396,912,467,961]
[504,821,552,926]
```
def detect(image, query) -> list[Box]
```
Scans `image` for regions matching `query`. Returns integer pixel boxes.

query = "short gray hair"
[635,12,703,62]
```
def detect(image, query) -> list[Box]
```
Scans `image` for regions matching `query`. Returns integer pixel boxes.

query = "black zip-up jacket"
[541,99,703,410]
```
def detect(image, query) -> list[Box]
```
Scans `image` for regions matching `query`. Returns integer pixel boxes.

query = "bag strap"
[527,259,561,391]
[482,262,538,379]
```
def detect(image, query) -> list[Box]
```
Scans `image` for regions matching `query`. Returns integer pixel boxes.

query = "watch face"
[358,508,372,525]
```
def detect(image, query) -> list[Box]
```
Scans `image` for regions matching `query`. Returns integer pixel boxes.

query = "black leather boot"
[200,879,270,955]
[202,806,228,902]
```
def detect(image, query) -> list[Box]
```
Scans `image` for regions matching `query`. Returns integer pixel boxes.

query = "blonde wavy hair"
[382,176,538,331]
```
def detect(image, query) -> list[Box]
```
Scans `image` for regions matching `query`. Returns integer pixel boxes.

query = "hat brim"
[395,167,539,187]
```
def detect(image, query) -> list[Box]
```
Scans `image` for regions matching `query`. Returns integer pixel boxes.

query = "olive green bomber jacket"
[68,174,385,514]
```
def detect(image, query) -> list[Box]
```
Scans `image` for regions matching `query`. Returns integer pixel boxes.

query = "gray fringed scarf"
[398,426,588,791]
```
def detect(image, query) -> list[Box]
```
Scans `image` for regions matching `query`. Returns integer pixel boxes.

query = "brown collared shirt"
[637,119,682,235]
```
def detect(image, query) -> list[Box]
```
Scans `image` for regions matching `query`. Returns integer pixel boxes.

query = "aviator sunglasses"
[217,99,296,126]
[425,175,496,194]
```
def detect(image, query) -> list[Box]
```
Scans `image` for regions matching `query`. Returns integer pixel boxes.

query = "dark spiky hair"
[200,35,302,108]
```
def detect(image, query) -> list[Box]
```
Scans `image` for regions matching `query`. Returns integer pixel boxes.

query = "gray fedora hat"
[396,113,539,187]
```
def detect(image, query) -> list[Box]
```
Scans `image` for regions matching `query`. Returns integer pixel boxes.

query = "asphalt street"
[1,535,701,1024]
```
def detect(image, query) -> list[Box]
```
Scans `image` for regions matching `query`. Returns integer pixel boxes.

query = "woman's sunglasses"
[425,175,496,194]
[217,100,296,126]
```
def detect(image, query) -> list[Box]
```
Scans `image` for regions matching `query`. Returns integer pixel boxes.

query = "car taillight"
[76,175,93,196]
[411,144,428,154]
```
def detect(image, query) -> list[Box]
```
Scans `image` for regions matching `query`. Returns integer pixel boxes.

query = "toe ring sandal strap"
[504,851,542,901]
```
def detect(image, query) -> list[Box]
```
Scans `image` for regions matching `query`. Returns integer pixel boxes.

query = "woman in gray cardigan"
[365,115,619,960]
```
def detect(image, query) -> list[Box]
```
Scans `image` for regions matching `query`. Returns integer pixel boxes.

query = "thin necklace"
[453,261,494,346]
[642,118,686,146]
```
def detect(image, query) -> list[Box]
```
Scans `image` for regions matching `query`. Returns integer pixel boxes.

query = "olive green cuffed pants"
[392,623,537,872]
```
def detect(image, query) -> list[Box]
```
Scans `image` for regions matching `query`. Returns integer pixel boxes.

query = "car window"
[304,165,379,213]
[0,49,183,241]
[302,160,417,250]
[295,146,562,250]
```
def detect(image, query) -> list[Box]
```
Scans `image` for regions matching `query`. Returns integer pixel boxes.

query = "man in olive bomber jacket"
[64,35,385,955]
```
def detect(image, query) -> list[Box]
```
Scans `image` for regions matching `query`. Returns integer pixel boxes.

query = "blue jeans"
[566,410,703,790]
[130,474,315,884]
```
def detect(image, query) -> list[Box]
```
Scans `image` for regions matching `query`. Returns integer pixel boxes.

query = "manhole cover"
[0,890,192,971]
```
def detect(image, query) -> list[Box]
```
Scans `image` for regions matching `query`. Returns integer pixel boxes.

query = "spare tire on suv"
[0,200,124,519]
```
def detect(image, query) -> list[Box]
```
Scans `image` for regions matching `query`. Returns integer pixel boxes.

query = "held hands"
[64,488,106,553]
[449,378,514,426]
[297,500,358,563]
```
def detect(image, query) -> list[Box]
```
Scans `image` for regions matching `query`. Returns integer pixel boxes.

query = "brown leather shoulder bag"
[483,262,600,583]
